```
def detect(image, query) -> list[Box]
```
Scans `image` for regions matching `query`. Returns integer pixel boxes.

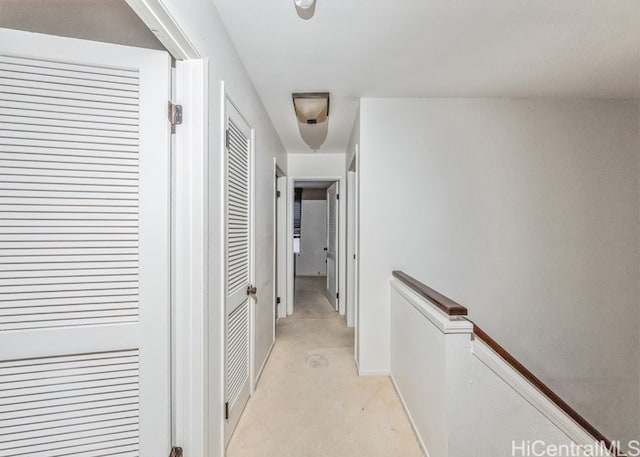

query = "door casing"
[124,1,211,455]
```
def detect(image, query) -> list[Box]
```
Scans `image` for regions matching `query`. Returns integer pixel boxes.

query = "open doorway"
[292,180,339,317]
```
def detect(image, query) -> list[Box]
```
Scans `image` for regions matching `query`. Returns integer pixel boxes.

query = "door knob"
[247,285,257,296]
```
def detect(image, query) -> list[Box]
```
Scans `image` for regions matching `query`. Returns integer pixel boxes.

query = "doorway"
[291,180,339,316]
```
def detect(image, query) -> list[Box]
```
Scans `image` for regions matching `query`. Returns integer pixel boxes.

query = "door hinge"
[225,129,230,149]
[168,102,183,127]
[336,193,340,200]
[276,296,281,304]
[336,292,339,299]
[276,190,281,198]
[225,401,229,420]
[169,446,183,457]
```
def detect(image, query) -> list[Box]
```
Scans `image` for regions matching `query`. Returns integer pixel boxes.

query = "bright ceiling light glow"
[294,0,315,10]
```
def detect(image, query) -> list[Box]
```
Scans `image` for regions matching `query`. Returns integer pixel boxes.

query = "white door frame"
[274,163,288,320]
[346,171,356,328]
[347,147,360,365]
[124,1,209,456]
[286,176,346,317]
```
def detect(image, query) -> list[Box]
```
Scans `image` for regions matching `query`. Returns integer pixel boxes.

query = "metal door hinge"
[168,102,183,129]
[169,446,183,457]
[276,297,281,304]
[225,401,229,420]
[336,193,340,200]
[336,292,339,299]
[276,190,281,198]
[225,129,230,149]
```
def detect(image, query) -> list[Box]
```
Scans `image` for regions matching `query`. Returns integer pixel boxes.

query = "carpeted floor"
[226,275,424,457]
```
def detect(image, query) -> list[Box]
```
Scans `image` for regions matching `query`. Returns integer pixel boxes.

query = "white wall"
[288,152,346,177]
[296,199,327,276]
[152,1,286,456]
[0,0,165,50]
[358,98,640,445]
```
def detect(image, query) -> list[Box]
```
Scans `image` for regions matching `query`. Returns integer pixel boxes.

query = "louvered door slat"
[0,92,138,114]
[0,54,138,77]
[0,158,138,172]
[0,267,137,277]
[0,75,138,97]
[0,115,139,134]
[0,70,138,93]
[1,102,138,124]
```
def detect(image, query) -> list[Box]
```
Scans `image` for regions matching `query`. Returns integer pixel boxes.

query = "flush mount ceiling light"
[292,92,330,150]
[294,0,316,20]
[292,92,329,125]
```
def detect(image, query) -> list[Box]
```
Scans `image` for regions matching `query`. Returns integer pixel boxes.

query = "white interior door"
[326,182,338,309]
[224,101,252,445]
[0,28,171,456]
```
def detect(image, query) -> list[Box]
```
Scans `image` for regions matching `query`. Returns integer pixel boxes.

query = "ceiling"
[213,0,640,155]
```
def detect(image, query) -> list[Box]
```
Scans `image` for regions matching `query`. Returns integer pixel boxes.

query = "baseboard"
[390,374,430,457]
[254,340,275,389]
[357,368,390,376]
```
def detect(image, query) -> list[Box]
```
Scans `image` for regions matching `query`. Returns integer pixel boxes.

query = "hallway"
[226,276,423,457]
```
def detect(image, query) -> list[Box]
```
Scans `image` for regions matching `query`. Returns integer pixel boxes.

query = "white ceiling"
[212,0,640,155]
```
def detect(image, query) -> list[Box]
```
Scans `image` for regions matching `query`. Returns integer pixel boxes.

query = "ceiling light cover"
[292,92,329,124]
[294,0,315,10]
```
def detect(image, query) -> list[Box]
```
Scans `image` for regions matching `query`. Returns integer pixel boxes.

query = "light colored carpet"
[226,276,424,457]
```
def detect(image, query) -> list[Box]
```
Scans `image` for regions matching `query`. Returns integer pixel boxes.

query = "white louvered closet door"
[0,29,171,456]
[224,102,252,446]
[326,182,338,310]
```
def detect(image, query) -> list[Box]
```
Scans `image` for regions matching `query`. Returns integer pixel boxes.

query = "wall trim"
[357,369,390,377]
[390,374,432,457]
[172,59,209,457]
[125,0,200,59]
[254,340,275,389]
[472,339,614,455]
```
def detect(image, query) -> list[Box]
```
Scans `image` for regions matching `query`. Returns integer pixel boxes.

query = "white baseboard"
[390,374,430,457]
[254,340,275,389]
[357,368,390,376]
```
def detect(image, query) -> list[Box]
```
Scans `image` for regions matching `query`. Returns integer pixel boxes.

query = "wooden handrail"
[473,325,622,456]
[392,271,468,316]
[391,270,622,456]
